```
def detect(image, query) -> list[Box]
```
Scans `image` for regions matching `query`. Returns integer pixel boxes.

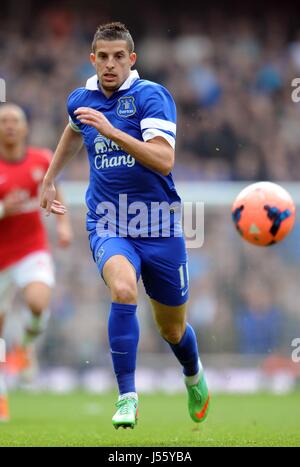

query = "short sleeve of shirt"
[67,88,85,133]
[139,84,177,149]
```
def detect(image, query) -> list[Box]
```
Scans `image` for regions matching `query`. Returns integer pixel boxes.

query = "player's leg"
[12,251,54,378]
[138,236,210,423]
[150,298,210,423]
[103,255,139,428]
[22,282,51,346]
[89,234,141,429]
[0,270,13,422]
[8,282,51,381]
[0,313,9,422]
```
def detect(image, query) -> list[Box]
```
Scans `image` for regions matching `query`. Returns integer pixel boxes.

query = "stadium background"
[1,0,300,395]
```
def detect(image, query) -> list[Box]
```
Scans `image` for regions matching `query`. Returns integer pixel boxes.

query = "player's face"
[0,107,28,147]
[90,40,136,95]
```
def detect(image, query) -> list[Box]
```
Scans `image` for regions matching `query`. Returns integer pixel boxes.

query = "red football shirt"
[0,147,52,270]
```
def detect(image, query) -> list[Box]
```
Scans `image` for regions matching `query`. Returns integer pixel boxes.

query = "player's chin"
[101,80,119,90]
[3,136,18,145]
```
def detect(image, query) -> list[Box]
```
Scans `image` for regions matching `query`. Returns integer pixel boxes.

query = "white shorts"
[0,251,55,316]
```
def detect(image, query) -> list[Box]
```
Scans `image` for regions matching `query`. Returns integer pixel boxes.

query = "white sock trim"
[184,358,203,386]
[118,392,138,401]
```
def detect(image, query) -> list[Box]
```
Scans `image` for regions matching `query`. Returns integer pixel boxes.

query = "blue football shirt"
[67,70,182,237]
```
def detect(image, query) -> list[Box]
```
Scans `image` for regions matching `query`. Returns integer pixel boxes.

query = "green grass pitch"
[0,391,299,447]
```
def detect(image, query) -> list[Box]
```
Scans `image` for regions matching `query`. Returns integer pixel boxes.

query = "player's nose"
[106,57,115,69]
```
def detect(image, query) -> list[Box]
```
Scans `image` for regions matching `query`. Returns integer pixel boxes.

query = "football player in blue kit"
[40,22,210,429]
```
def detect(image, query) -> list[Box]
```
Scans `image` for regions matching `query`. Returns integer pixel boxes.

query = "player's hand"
[56,221,73,248]
[74,107,115,138]
[49,199,68,216]
[40,179,67,216]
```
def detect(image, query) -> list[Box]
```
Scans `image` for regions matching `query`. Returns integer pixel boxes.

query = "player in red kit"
[0,103,73,421]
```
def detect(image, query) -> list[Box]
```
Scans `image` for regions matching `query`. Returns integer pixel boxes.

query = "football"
[231,181,296,246]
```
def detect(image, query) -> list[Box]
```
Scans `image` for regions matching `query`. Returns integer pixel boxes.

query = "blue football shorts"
[88,230,189,307]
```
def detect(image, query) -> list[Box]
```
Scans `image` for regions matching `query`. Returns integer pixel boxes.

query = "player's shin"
[0,365,9,422]
[0,315,9,421]
[166,323,200,378]
[108,302,139,398]
[166,323,210,422]
[22,308,51,347]
[7,309,51,382]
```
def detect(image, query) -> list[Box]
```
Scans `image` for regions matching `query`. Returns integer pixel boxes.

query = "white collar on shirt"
[85,69,140,91]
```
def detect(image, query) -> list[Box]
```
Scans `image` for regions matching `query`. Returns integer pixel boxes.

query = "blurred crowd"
[1,3,300,181]
[2,2,300,365]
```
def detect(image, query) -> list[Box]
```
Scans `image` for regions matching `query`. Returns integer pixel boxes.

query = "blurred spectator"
[235,275,283,354]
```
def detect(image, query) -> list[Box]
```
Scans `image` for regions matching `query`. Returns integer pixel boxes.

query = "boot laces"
[116,399,133,415]
[191,385,202,401]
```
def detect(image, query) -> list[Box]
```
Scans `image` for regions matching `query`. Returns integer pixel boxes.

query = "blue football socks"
[108,302,139,395]
[166,323,200,377]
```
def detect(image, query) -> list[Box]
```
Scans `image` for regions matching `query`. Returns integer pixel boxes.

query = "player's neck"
[0,142,26,162]
[98,72,131,98]
[99,84,115,99]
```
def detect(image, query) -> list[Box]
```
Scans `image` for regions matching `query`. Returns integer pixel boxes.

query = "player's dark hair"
[92,22,134,53]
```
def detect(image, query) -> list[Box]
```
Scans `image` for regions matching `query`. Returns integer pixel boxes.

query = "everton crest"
[117,96,136,117]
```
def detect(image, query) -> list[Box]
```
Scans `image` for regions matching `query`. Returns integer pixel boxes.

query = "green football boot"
[185,372,210,423]
[112,398,138,430]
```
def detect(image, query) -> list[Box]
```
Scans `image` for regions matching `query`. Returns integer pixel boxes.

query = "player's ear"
[90,53,96,68]
[129,52,137,68]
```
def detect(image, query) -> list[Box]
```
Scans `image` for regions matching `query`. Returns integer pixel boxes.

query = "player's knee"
[160,328,184,344]
[111,281,137,304]
[26,298,47,315]
[24,284,51,314]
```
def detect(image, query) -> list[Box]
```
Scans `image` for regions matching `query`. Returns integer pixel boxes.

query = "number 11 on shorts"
[178,263,189,297]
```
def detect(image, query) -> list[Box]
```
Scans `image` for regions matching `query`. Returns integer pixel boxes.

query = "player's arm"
[40,124,83,215]
[111,130,174,176]
[74,108,174,176]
